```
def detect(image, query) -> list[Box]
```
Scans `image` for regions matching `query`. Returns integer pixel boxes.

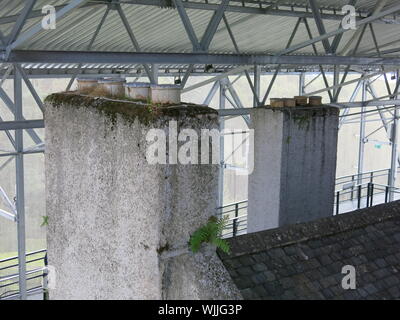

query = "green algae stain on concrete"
[45,92,218,127]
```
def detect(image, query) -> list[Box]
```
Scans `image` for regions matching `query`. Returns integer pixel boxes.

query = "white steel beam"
[173,0,201,51]
[0,186,16,215]
[6,0,37,49]
[0,87,42,145]
[308,0,332,54]
[0,208,16,222]
[200,0,230,51]
[15,65,44,113]
[305,67,400,97]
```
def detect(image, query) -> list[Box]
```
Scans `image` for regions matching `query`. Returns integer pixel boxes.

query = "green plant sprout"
[189,216,230,254]
[41,216,49,227]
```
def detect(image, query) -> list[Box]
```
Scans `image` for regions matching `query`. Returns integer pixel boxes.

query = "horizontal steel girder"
[0,119,44,130]
[4,50,400,66]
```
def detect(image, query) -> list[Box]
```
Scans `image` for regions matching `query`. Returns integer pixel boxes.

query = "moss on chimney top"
[44,92,218,126]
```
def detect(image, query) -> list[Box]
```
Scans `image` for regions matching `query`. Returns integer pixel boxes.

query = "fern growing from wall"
[189,215,230,254]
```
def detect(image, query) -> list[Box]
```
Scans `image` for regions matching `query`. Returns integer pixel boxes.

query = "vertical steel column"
[339,80,363,129]
[203,81,219,105]
[357,80,367,185]
[333,65,340,102]
[389,74,399,201]
[299,72,305,95]
[14,65,27,300]
[253,65,261,108]
[218,80,226,208]
[151,64,159,85]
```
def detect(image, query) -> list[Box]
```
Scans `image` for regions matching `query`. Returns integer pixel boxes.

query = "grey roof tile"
[251,273,267,285]
[234,277,254,290]
[376,258,388,268]
[252,262,267,272]
[364,283,379,295]
[237,266,253,276]
[388,286,400,297]
[263,270,276,282]
[219,200,400,300]
[253,285,268,297]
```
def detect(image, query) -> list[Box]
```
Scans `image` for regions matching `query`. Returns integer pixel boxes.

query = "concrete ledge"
[220,200,400,259]
[44,92,218,125]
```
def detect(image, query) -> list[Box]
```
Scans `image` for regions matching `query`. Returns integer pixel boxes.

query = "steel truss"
[1,0,400,299]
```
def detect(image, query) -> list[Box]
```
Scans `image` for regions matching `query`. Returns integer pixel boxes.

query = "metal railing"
[334,182,400,214]
[216,200,248,238]
[217,168,400,238]
[0,249,47,300]
[335,168,397,193]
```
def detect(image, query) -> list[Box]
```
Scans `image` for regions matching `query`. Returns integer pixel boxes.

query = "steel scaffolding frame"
[1,0,400,299]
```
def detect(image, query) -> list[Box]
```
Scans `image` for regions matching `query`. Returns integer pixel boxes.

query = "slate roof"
[219,201,400,300]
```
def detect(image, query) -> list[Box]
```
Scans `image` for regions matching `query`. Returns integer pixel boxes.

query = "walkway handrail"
[335,168,391,182]
[0,249,47,300]
[0,248,46,264]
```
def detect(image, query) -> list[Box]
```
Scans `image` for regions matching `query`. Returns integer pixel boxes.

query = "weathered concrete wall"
[248,106,339,233]
[45,93,241,300]
[162,246,242,299]
[247,110,284,232]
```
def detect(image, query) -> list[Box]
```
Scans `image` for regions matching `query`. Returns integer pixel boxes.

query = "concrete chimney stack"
[247,105,339,233]
[44,93,241,300]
